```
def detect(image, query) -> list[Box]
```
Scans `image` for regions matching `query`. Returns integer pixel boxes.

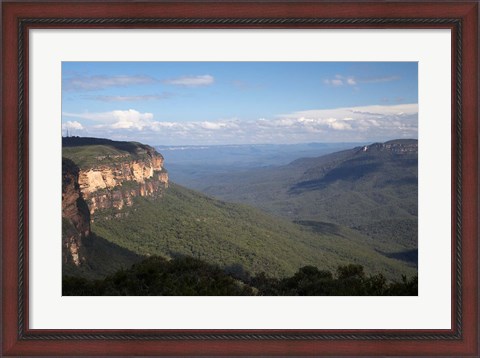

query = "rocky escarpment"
[62,137,169,220]
[62,158,91,266]
[62,137,170,267]
[78,154,168,217]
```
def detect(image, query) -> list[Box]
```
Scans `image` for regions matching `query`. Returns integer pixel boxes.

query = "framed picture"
[2,1,478,356]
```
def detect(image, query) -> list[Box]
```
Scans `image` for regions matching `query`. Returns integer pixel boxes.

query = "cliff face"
[62,137,169,220]
[62,138,170,267]
[62,158,91,266]
[78,152,168,217]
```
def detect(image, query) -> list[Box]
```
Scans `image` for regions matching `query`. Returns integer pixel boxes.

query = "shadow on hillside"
[379,248,418,266]
[289,162,382,193]
[63,232,144,280]
[294,220,344,237]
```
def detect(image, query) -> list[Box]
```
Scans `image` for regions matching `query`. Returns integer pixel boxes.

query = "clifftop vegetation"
[63,136,162,169]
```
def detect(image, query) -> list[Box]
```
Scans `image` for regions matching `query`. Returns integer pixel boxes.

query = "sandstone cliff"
[62,158,90,266]
[62,137,169,220]
[78,154,168,217]
[62,137,170,267]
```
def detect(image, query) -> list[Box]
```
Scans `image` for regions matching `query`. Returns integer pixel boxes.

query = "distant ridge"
[198,139,418,258]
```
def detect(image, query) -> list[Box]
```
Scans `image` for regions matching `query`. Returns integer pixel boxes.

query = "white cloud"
[63,109,154,130]
[324,75,357,86]
[65,73,216,91]
[324,74,399,87]
[62,121,84,136]
[62,103,417,145]
[86,94,171,102]
[200,121,229,130]
[109,110,154,130]
[164,75,214,87]
[324,78,343,86]
[62,120,84,130]
[64,75,156,91]
[346,77,357,85]
[330,121,352,130]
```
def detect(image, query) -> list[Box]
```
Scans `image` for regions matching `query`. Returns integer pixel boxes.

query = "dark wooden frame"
[1,1,478,356]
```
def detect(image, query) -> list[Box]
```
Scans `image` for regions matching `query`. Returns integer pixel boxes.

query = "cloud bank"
[63,103,418,145]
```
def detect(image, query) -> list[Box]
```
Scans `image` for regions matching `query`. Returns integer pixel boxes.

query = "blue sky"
[62,62,418,145]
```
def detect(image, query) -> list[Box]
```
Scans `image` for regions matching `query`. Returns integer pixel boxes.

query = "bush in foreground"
[63,256,417,296]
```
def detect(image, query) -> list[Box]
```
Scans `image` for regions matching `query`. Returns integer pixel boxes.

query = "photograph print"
[61,62,418,296]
